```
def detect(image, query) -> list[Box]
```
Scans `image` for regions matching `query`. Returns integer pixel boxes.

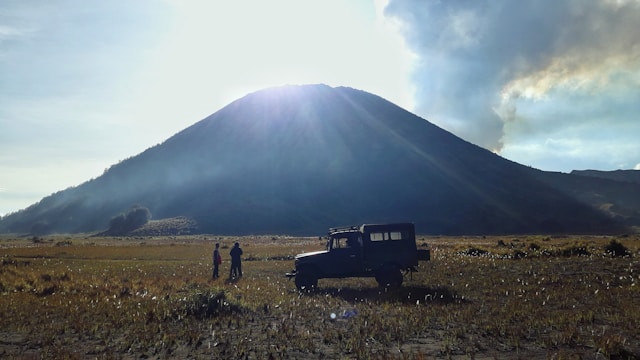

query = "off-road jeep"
[286,223,430,290]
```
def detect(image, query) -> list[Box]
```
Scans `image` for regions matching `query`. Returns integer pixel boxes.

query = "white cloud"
[0,25,25,39]
[385,0,640,171]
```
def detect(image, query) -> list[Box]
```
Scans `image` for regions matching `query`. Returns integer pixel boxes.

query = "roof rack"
[328,225,360,234]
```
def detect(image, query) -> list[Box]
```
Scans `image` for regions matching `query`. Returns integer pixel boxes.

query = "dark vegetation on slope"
[0,85,636,235]
[535,171,640,228]
[572,169,640,184]
[101,205,152,236]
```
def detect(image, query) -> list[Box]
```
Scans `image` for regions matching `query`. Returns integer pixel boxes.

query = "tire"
[294,268,318,291]
[375,264,403,289]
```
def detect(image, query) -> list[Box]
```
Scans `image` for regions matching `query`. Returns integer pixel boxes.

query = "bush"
[512,250,527,259]
[604,240,631,258]
[461,248,488,257]
[559,246,591,257]
[181,290,243,319]
[126,206,151,229]
[108,214,127,235]
[107,205,152,235]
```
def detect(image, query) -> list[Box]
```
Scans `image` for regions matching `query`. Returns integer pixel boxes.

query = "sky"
[1,0,639,216]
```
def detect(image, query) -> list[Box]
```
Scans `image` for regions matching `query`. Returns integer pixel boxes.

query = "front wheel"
[375,264,403,289]
[295,268,318,292]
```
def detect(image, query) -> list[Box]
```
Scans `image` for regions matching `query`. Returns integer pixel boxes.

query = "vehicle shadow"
[315,285,465,305]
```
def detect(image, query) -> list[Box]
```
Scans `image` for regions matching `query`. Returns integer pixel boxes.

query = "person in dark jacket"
[229,242,243,278]
[212,243,221,279]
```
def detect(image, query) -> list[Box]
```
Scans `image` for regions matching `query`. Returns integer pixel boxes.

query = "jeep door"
[326,234,363,277]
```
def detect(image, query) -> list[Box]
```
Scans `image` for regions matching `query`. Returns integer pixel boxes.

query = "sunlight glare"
[130,0,415,137]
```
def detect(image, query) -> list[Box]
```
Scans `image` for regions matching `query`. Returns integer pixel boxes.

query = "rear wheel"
[295,268,318,291]
[375,264,403,289]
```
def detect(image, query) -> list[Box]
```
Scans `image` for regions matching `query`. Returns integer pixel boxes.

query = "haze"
[1,0,639,216]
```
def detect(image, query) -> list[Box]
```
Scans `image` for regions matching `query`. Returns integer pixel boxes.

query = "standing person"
[212,243,221,279]
[229,242,243,279]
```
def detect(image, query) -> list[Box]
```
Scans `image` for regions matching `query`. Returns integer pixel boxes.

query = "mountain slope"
[571,169,640,185]
[537,170,640,228]
[0,84,627,235]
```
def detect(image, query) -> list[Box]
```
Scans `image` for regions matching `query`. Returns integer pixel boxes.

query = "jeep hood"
[295,250,327,259]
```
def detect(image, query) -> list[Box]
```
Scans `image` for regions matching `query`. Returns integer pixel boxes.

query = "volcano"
[0,84,632,235]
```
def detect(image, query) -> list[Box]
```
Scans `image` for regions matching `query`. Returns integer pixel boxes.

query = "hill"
[539,170,640,228]
[571,169,640,184]
[0,84,633,235]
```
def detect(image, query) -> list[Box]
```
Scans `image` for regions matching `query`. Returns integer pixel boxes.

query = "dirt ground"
[1,234,639,359]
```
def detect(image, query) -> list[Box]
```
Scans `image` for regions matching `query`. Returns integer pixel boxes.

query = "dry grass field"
[1,234,639,359]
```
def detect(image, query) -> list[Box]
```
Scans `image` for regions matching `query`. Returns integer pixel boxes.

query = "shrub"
[604,240,631,257]
[181,290,243,319]
[512,250,527,259]
[559,246,590,257]
[108,214,127,235]
[107,205,152,235]
[126,206,151,229]
[461,248,488,257]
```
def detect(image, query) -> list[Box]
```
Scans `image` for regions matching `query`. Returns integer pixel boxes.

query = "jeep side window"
[329,235,361,251]
[370,231,403,241]
[330,237,344,250]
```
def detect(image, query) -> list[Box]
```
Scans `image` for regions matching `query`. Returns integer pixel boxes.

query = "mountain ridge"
[571,169,640,184]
